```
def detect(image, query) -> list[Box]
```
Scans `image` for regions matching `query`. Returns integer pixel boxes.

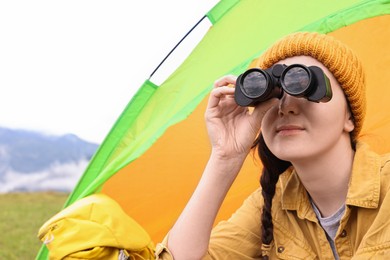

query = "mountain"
[0,126,99,192]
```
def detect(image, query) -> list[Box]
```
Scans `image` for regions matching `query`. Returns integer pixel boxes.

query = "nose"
[278,93,300,116]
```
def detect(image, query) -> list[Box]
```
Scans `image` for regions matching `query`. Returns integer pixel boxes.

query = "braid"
[255,134,291,259]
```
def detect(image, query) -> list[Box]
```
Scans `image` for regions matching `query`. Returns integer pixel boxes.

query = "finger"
[214,75,238,88]
[220,94,236,100]
[207,86,236,109]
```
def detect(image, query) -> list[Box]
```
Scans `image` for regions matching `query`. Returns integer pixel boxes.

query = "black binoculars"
[234,64,332,106]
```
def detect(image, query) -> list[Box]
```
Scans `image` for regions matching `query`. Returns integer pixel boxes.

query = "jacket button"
[340,230,347,237]
[277,246,285,253]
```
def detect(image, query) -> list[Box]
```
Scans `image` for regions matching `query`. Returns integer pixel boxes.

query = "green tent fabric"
[36,0,390,259]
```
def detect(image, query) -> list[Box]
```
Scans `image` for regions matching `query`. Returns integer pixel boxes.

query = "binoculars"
[234,64,332,106]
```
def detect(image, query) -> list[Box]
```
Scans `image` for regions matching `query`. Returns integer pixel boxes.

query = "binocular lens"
[282,66,310,95]
[241,71,267,98]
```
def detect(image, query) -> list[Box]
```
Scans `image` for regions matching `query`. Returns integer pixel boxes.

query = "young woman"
[155,32,390,259]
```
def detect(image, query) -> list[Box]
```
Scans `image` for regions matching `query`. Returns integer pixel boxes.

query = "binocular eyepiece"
[234,64,332,106]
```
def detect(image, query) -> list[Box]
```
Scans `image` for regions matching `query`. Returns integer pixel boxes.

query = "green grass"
[0,192,68,260]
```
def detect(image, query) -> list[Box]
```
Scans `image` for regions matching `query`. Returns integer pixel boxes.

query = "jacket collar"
[280,142,381,215]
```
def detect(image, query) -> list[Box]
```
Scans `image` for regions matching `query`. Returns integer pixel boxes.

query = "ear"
[344,110,355,133]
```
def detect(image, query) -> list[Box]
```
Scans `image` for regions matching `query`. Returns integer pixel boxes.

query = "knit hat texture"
[255,32,366,140]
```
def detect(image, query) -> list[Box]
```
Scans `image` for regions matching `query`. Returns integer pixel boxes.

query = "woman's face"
[261,56,354,163]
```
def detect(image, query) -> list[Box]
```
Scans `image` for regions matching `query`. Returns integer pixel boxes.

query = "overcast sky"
[0,0,219,143]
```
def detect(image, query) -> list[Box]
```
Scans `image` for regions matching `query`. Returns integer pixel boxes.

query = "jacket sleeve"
[155,188,263,259]
[206,188,263,259]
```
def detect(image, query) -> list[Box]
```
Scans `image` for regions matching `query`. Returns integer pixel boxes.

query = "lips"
[276,125,305,135]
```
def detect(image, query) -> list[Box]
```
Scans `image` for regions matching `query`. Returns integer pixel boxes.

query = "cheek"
[260,106,278,137]
[317,94,350,127]
[306,104,349,142]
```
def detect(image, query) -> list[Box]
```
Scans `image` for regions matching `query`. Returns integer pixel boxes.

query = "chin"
[276,152,306,162]
[270,142,309,162]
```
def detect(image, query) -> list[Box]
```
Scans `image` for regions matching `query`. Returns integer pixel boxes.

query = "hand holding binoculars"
[234,64,332,107]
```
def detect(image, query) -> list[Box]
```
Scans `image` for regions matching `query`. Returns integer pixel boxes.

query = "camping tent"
[37,0,390,258]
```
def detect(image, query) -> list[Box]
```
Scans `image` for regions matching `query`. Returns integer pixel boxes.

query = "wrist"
[210,148,249,163]
[208,150,248,175]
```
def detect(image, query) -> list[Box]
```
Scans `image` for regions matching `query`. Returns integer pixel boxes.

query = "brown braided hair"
[253,134,291,259]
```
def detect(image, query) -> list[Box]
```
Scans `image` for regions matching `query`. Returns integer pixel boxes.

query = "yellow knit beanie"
[254,32,366,141]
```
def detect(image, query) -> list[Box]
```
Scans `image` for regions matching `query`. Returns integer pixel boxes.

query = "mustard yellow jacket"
[156,142,390,259]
